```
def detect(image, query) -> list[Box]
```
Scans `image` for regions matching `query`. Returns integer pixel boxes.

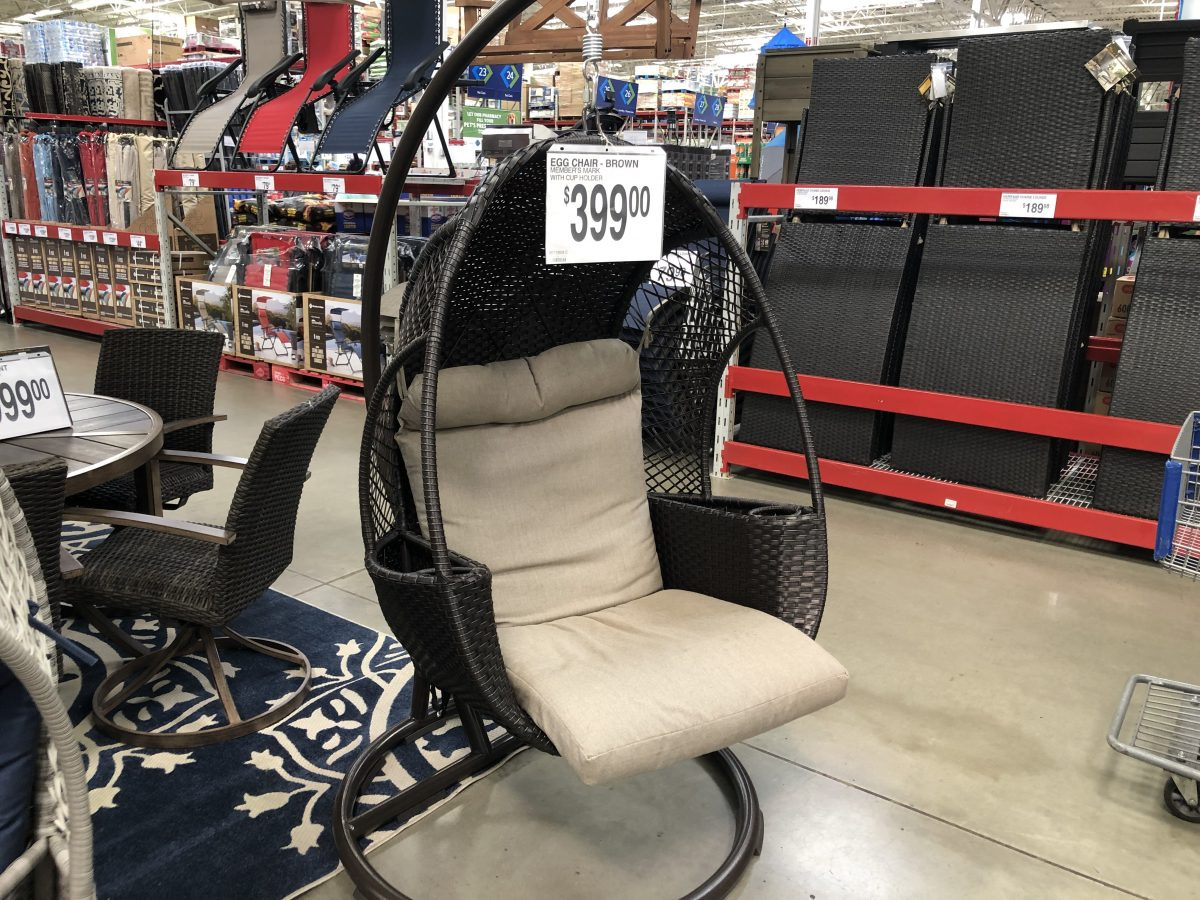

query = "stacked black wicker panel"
[890,29,1134,497]
[1094,37,1200,519]
[738,53,939,466]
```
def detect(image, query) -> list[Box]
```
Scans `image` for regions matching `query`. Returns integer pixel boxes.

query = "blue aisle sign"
[466,63,523,101]
[692,92,724,127]
[596,76,638,116]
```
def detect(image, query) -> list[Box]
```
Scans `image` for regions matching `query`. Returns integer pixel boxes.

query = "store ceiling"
[0,0,234,34]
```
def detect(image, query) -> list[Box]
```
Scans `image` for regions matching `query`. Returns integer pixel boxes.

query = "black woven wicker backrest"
[218,385,339,604]
[365,137,824,574]
[94,328,225,453]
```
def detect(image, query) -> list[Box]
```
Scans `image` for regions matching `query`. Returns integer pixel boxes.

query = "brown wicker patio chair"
[63,386,339,748]
[335,137,848,899]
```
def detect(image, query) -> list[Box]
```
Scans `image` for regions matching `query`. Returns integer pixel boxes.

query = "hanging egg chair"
[337,5,848,897]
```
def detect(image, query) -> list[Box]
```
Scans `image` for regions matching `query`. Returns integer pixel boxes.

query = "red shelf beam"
[1087,336,1123,364]
[721,441,1158,548]
[726,366,1177,454]
[738,183,1200,223]
[22,112,168,128]
[3,220,160,251]
[12,306,124,335]
[155,170,479,197]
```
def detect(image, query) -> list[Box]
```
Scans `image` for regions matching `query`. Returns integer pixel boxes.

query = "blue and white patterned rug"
[60,523,513,900]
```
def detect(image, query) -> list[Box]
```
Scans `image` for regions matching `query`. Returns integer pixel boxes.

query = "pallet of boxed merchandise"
[303,293,364,380]
[556,63,586,118]
[236,286,303,368]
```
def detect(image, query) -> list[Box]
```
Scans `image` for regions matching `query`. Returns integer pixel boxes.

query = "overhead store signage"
[466,64,523,101]
[596,77,638,117]
[544,144,665,265]
[794,187,838,211]
[0,347,71,441]
[692,92,724,127]
[998,192,1057,218]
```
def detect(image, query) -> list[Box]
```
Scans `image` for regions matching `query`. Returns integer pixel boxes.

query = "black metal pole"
[361,0,542,392]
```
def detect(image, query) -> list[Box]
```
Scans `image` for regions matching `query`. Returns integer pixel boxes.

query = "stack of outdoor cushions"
[737,53,937,466]
[889,29,1133,496]
[1093,39,1200,518]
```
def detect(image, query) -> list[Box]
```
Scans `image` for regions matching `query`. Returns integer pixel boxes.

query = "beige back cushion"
[397,339,663,627]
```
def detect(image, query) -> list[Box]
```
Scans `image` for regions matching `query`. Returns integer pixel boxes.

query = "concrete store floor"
[6,323,1199,899]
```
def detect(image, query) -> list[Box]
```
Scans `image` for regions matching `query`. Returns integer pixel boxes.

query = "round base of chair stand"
[90,625,312,749]
[332,701,766,900]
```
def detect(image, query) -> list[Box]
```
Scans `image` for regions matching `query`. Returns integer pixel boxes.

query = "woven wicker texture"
[891,223,1093,496]
[740,221,918,464]
[68,387,338,626]
[1094,237,1200,518]
[72,328,224,510]
[1163,38,1200,191]
[798,54,938,187]
[4,459,67,645]
[363,137,829,757]
[941,29,1115,189]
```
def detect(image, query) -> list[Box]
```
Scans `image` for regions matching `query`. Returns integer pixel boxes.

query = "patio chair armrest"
[197,58,244,103]
[63,507,235,545]
[245,52,304,99]
[366,529,553,751]
[314,49,360,93]
[402,41,448,92]
[335,46,385,99]
[156,449,248,469]
[161,414,228,435]
[647,493,829,638]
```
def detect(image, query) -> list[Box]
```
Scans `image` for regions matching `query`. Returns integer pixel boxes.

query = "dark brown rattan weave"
[1162,38,1200,191]
[67,386,339,626]
[5,457,68,638]
[361,136,831,755]
[71,328,224,510]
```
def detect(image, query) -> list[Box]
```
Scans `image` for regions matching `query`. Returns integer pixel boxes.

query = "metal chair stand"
[332,680,765,900]
[90,621,311,749]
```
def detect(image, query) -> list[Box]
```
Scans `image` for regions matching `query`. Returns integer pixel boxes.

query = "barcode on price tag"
[82,230,98,243]
[544,144,665,265]
[255,175,275,191]
[102,232,118,246]
[793,187,839,211]
[33,225,47,238]
[181,172,201,187]
[130,234,147,249]
[17,223,31,236]
[4,222,16,235]
[0,346,72,440]
[57,227,72,241]
[998,192,1057,218]
[323,177,345,196]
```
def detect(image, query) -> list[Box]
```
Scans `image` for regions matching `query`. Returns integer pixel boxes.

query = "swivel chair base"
[91,624,311,749]
[333,685,765,900]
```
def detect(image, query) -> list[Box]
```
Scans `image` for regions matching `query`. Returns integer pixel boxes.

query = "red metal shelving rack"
[20,112,169,128]
[720,181,1200,549]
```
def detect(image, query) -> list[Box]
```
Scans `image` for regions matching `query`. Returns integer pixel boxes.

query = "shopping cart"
[1108,411,1200,823]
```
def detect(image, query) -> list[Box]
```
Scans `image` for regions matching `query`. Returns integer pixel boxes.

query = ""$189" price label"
[545,144,665,265]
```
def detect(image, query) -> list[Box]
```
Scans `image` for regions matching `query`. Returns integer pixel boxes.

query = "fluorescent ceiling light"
[15,13,38,20]
[34,7,64,15]
[71,0,116,9]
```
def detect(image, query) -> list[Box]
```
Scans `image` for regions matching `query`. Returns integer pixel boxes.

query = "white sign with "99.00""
[545,144,666,265]
[0,347,72,440]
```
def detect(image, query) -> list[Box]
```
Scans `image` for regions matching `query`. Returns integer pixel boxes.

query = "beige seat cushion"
[498,589,848,785]
[397,339,663,627]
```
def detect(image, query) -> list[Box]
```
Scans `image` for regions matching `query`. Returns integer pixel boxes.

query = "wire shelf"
[871,451,1100,508]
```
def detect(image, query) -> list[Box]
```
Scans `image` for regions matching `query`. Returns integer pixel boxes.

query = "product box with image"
[91,245,113,283]
[177,278,236,354]
[109,245,130,283]
[235,286,302,367]
[13,236,48,307]
[131,281,165,327]
[1112,274,1134,319]
[303,294,364,380]
[97,282,134,325]
[48,240,79,313]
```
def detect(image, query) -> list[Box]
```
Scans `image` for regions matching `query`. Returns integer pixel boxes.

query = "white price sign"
[0,347,72,441]
[544,144,665,265]
[3,222,15,235]
[130,234,147,249]
[33,225,47,238]
[1192,194,1200,222]
[793,187,839,211]
[82,230,98,243]
[102,232,118,246]
[17,223,31,236]
[57,227,72,241]
[181,172,201,187]
[322,177,345,196]
[254,175,276,191]
[998,192,1057,218]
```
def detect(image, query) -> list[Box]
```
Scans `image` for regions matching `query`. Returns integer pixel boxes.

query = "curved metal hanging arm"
[361,0,543,391]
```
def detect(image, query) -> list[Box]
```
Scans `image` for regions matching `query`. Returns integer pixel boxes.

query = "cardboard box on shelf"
[78,277,99,319]
[109,246,130,283]
[303,293,364,380]
[235,286,302,367]
[115,33,183,66]
[74,244,95,282]
[1112,274,1134,319]
[1096,362,1117,394]
[1091,391,1112,417]
[126,202,220,254]
[14,236,48,307]
[91,245,113,284]
[97,282,133,325]
[177,278,236,354]
[129,263,161,284]
[1102,315,1128,338]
